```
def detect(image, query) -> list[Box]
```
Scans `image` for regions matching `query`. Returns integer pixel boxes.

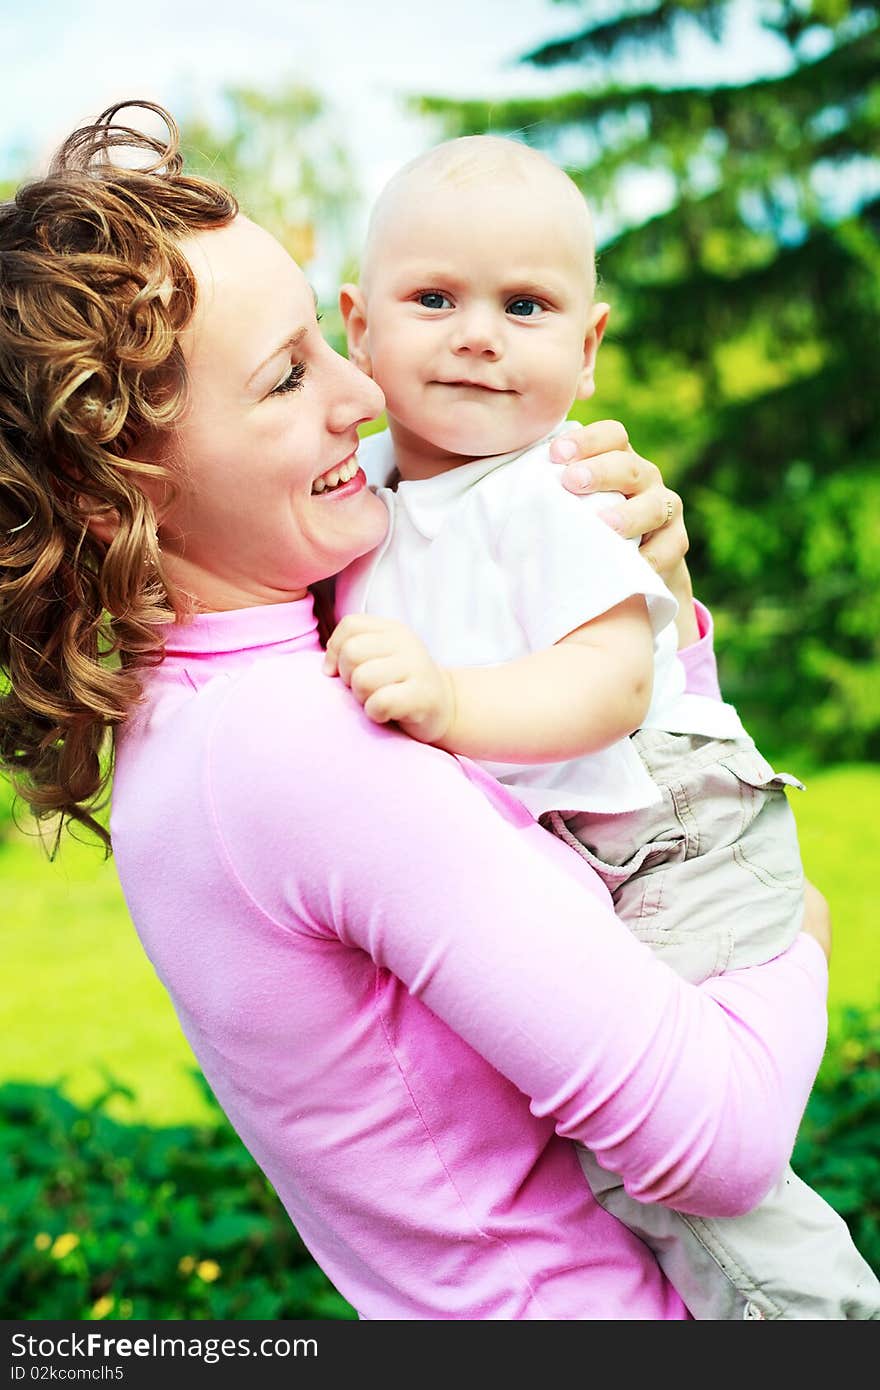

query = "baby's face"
[353,178,604,466]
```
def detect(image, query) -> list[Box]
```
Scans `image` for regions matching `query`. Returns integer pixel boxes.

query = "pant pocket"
[540,809,682,889]
[716,745,805,892]
[718,742,804,790]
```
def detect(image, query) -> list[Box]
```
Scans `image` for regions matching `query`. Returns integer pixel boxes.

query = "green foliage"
[792,1005,880,1274]
[179,83,358,348]
[416,1,880,762]
[0,769,17,843]
[180,83,357,267]
[0,1078,355,1321]
[1,1015,876,1320]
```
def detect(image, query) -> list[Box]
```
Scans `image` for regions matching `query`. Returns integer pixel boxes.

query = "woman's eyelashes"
[270,361,307,396]
[268,314,323,397]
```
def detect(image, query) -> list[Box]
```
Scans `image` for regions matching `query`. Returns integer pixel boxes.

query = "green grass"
[787,764,879,1013]
[1,764,877,1125]
[0,823,214,1127]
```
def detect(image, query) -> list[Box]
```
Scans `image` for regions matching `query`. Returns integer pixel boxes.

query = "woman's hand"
[549,420,687,578]
[549,420,697,645]
[801,880,832,964]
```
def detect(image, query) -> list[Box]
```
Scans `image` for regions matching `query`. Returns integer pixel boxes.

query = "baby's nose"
[450,309,502,358]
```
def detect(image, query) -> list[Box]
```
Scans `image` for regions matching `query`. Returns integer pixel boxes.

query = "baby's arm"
[324,594,654,761]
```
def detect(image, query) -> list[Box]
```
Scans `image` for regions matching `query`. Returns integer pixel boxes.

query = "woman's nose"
[327,348,385,431]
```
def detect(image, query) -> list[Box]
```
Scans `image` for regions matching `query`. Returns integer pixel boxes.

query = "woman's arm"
[213,661,829,1219]
[679,601,723,700]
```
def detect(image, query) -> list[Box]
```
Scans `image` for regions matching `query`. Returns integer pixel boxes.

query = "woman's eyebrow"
[247,327,308,389]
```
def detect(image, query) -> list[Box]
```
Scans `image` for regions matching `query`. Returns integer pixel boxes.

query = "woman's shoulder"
[206,647,459,822]
[199,647,521,933]
[211,648,382,768]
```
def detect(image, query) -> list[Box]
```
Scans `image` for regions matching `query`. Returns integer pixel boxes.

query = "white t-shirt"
[339,428,746,817]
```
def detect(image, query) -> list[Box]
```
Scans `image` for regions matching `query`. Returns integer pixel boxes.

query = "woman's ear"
[576,302,610,401]
[339,283,373,377]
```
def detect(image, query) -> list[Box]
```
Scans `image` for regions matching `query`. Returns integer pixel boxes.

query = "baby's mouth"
[437,380,513,393]
[312,457,359,494]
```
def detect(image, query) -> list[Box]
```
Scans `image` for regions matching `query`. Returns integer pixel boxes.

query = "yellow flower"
[196,1259,221,1283]
[91,1296,114,1320]
[50,1233,80,1260]
[34,1233,52,1251]
[842,1039,865,1062]
[177,1256,195,1275]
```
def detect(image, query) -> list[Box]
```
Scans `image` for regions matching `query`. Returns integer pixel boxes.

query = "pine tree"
[414,2,880,762]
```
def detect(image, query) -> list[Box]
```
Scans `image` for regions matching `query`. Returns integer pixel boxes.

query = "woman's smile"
[312,453,363,494]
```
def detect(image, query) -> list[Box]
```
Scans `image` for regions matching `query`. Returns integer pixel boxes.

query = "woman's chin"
[328,488,389,570]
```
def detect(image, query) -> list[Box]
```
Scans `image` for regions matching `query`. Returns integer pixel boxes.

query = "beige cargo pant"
[544,729,880,1320]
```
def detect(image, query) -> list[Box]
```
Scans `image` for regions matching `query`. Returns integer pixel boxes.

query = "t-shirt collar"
[162,596,318,655]
[387,426,565,540]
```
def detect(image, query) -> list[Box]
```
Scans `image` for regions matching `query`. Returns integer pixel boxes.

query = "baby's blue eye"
[507,298,543,317]
[418,292,452,310]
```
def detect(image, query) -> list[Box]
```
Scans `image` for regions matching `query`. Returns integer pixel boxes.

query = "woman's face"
[157,216,388,610]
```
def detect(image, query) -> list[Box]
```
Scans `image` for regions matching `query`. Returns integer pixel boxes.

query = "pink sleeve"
[679,599,723,700]
[214,662,827,1218]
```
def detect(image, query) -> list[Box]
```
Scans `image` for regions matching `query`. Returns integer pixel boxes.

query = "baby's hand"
[324,615,456,744]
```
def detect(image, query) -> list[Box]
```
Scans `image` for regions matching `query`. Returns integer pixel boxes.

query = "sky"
[0,0,794,288]
[1,0,792,182]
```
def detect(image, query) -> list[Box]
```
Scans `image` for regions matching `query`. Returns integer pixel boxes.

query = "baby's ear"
[339,283,373,377]
[576,302,610,401]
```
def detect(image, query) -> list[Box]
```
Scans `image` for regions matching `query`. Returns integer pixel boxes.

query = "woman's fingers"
[549,421,664,506]
[549,419,630,467]
[546,423,690,586]
[604,485,684,544]
[557,443,663,501]
[638,515,690,576]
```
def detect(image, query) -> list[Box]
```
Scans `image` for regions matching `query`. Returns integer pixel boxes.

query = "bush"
[792,1004,880,1277]
[2,1011,877,1320]
[0,1078,355,1320]
[0,774,15,844]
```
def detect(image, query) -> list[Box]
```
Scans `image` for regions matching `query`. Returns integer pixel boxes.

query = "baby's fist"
[324,614,456,745]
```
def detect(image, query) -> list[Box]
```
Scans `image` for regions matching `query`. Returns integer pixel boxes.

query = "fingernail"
[551,438,577,461]
[599,508,624,532]
[569,464,593,491]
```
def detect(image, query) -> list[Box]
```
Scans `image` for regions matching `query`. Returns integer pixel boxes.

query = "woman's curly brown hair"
[0,101,237,852]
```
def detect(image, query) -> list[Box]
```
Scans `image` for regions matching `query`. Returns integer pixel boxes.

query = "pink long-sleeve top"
[110,597,827,1320]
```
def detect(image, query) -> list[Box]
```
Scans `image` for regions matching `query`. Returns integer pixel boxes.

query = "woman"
[0,104,830,1320]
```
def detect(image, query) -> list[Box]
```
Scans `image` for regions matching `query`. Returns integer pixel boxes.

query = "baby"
[327,136,879,1319]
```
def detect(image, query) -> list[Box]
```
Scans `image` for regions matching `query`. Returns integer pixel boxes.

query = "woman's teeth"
[312,458,358,494]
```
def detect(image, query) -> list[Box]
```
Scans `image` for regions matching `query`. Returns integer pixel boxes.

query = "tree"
[177,85,359,349]
[413,1,880,762]
[181,84,356,274]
